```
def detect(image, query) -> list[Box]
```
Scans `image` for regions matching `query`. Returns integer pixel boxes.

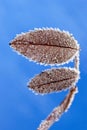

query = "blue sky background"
[0,0,87,130]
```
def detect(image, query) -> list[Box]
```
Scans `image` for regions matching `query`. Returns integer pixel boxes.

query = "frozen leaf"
[10,28,79,65]
[28,68,79,94]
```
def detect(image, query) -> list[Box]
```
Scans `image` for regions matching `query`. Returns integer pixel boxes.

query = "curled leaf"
[37,87,78,130]
[28,68,79,94]
[10,28,79,65]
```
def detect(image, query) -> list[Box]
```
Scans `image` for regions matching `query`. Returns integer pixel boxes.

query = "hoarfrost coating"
[10,28,79,65]
[10,28,80,130]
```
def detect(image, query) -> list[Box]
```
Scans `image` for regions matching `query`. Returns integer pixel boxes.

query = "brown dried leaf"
[28,68,79,94]
[37,87,78,130]
[10,28,79,65]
